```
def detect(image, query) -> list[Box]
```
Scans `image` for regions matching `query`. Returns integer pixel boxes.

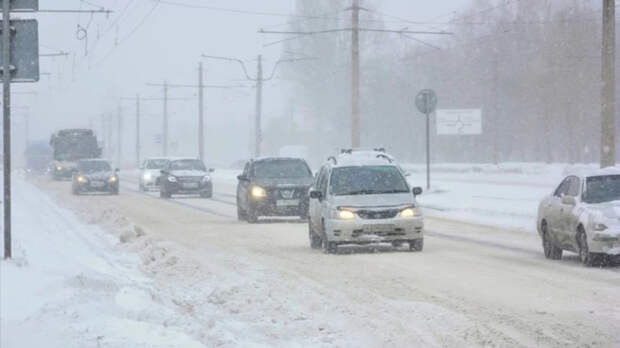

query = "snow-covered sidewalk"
[1,178,206,348]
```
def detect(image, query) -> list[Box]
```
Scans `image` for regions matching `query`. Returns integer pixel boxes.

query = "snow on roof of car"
[566,166,620,178]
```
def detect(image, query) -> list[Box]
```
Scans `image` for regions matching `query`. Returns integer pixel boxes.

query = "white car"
[537,168,620,266]
[308,149,424,254]
[139,157,169,191]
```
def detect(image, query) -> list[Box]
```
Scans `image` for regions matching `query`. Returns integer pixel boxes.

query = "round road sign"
[415,89,438,115]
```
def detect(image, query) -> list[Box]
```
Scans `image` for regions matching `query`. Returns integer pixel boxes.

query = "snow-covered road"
[7,170,616,347]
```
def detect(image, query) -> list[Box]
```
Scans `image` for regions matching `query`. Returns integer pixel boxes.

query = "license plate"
[182,183,199,189]
[90,181,104,188]
[276,199,299,207]
[363,224,395,233]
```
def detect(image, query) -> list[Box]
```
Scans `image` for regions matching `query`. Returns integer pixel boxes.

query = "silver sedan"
[537,168,620,266]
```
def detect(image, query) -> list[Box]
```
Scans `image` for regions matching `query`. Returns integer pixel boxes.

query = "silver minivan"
[308,150,424,254]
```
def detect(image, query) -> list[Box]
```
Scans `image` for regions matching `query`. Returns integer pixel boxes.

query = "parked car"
[537,168,620,266]
[308,149,424,254]
[236,157,314,223]
[71,159,119,195]
[139,157,169,191]
[159,158,213,198]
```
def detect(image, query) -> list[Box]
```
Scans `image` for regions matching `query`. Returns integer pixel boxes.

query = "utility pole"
[601,0,616,168]
[198,62,204,162]
[136,94,141,167]
[163,80,168,156]
[117,104,122,168]
[202,54,313,157]
[351,0,361,148]
[254,55,263,157]
[3,0,11,259]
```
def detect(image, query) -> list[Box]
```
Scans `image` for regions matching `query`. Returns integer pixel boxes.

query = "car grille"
[178,176,202,183]
[356,209,399,219]
[266,187,307,199]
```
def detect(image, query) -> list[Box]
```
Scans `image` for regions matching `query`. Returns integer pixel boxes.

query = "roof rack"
[327,156,338,165]
[376,154,393,163]
[340,147,386,154]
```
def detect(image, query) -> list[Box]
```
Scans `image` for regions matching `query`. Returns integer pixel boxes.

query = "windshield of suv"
[330,165,409,196]
[253,159,312,179]
[583,175,620,204]
[170,159,206,171]
[79,161,111,173]
[146,159,168,169]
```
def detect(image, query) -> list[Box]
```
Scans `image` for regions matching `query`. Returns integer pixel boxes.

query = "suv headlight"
[109,176,118,183]
[593,223,608,231]
[251,186,266,198]
[399,207,420,218]
[202,175,211,183]
[76,175,86,183]
[332,208,355,220]
[168,176,177,183]
[143,172,152,181]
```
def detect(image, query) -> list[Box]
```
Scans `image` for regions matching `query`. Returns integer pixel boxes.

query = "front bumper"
[166,181,212,194]
[325,217,424,243]
[589,229,620,255]
[75,180,119,192]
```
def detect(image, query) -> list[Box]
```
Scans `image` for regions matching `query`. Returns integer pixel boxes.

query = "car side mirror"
[115,168,120,172]
[208,168,215,173]
[237,174,248,181]
[309,190,323,200]
[160,169,168,175]
[412,187,423,196]
[562,195,577,206]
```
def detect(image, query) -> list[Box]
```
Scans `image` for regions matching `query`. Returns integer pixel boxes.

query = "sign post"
[415,89,437,190]
[1,0,39,259]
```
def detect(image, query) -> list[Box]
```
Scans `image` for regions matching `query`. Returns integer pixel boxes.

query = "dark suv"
[236,157,313,223]
[159,158,214,198]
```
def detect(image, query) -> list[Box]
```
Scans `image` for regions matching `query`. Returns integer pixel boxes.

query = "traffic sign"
[9,0,38,11]
[0,19,39,82]
[415,89,437,115]
[436,109,482,135]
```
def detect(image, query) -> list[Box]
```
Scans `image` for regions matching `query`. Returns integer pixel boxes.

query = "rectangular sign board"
[436,109,482,135]
[10,0,38,11]
[0,19,39,82]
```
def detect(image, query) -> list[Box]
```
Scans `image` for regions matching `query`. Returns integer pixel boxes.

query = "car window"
[567,176,581,197]
[553,178,571,197]
[318,168,329,196]
[146,159,168,169]
[583,175,620,204]
[252,159,312,179]
[79,161,111,172]
[242,162,249,176]
[170,159,206,171]
[329,165,409,196]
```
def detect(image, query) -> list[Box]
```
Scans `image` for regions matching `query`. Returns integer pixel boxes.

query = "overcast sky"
[11,0,471,164]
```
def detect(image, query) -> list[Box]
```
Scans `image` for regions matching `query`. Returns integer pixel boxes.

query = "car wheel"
[308,221,321,249]
[200,191,212,198]
[72,186,79,195]
[237,205,247,221]
[246,206,258,223]
[541,222,563,260]
[321,221,337,254]
[111,188,119,195]
[160,188,171,199]
[578,229,597,267]
[409,239,424,252]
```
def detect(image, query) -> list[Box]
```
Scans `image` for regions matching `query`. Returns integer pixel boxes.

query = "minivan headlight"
[332,208,355,220]
[168,176,177,183]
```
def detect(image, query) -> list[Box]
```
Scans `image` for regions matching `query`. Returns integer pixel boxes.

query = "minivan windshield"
[253,159,312,179]
[583,175,620,204]
[79,161,111,173]
[170,159,206,171]
[146,159,168,169]
[330,165,409,196]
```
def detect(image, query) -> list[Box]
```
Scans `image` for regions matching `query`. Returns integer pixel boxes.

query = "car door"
[237,162,251,209]
[309,167,326,229]
[318,168,332,228]
[557,176,582,250]
[545,177,570,242]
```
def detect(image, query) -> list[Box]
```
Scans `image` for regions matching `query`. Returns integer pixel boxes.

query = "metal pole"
[351,0,361,148]
[117,104,122,168]
[198,62,204,162]
[601,0,616,168]
[2,0,12,259]
[254,55,263,157]
[163,80,168,156]
[426,113,430,190]
[136,94,141,167]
